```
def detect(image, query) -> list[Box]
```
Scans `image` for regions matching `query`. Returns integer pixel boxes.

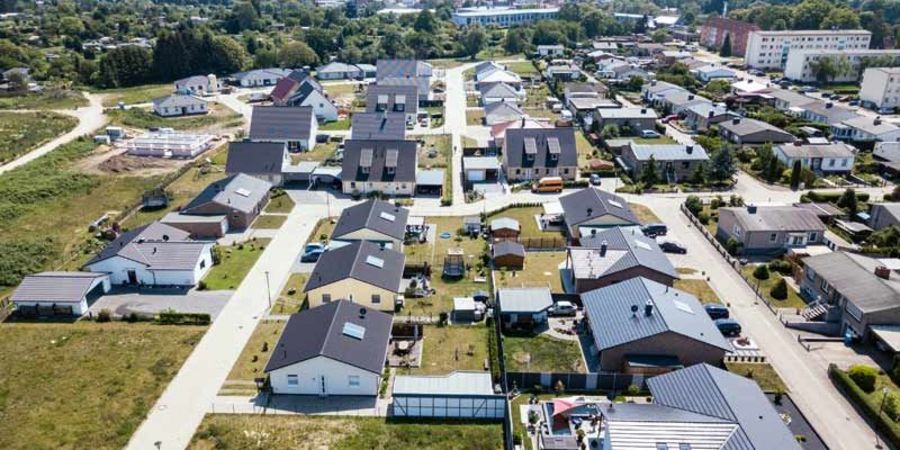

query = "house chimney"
[875,116,883,126]
[640,108,647,114]
[600,240,608,257]
[688,94,695,101]
[686,145,693,154]
[651,80,657,86]
[521,116,526,127]
[708,110,715,118]
[876,265,891,280]
[732,117,740,125]
[587,207,593,217]
[747,205,757,214]
[644,299,653,316]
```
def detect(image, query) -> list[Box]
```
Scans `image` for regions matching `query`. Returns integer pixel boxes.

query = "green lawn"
[495,251,566,293]
[503,334,586,373]
[202,238,271,290]
[190,415,503,450]
[741,266,808,310]
[419,134,451,169]
[0,111,78,164]
[466,109,484,125]
[252,215,287,229]
[272,273,309,314]
[629,203,660,224]
[309,217,336,243]
[321,82,359,97]
[506,61,539,76]
[319,118,351,131]
[107,104,243,131]
[99,83,173,107]
[0,322,205,450]
[726,362,789,393]
[487,206,563,238]
[404,325,491,375]
[291,141,338,163]
[0,89,88,110]
[264,193,295,213]
[629,135,677,145]
[225,320,285,383]
[674,279,721,304]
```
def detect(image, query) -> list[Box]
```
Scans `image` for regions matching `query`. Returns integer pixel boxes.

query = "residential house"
[152,94,207,117]
[718,117,795,145]
[767,88,818,113]
[544,64,581,82]
[861,67,900,112]
[264,300,391,396]
[175,74,219,95]
[582,277,731,372]
[773,141,856,173]
[316,61,365,80]
[492,241,526,268]
[233,68,292,87]
[869,203,900,231]
[700,16,759,56]
[593,107,658,133]
[657,91,710,115]
[249,106,318,151]
[658,50,693,65]
[563,82,608,102]
[716,205,826,255]
[682,103,735,132]
[497,287,553,329]
[559,188,640,240]
[225,141,288,186]
[568,97,619,126]
[341,139,417,195]
[365,84,419,124]
[693,64,736,82]
[537,44,565,57]
[463,156,501,185]
[620,143,709,183]
[303,241,405,311]
[350,112,407,141]
[595,60,649,81]
[476,69,523,91]
[480,82,523,105]
[84,222,213,286]
[502,127,578,182]
[270,71,323,105]
[278,82,338,122]
[490,217,520,239]
[376,59,432,101]
[832,116,900,144]
[641,81,684,103]
[180,173,272,231]
[489,117,551,148]
[484,101,525,126]
[874,142,900,174]
[11,272,111,316]
[800,101,859,126]
[633,42,666,57]
[474,61,505,79]
[330,199,409,250]
[801,251,900,341]
[566,227,678,293]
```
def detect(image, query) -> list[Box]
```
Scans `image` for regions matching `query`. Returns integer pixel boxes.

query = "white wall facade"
[153,101,208,117]
[298,90,339,122]
[335,229,403,251]
[784,49,900,83]
[342,180,415,196]
[861,67,900,110]
[773,150,854,173]
[269,356,381,396]
[86,244,213,286]
[744,30,871,69]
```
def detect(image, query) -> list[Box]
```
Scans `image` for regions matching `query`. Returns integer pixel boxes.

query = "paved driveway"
[88,288,233,320]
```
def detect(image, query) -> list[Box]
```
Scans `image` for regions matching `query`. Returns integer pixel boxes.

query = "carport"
[392,371,505,419]
[416,169,444,196]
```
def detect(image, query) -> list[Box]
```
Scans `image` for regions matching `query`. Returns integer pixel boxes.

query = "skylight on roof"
[634,239,652,251]
[524,137,537,154]
[342,322,366,340]
[235,188,251,197]
[674,300,694,314]
[608,199,623,208]
[366,255,385,268]
[380,211,396,222]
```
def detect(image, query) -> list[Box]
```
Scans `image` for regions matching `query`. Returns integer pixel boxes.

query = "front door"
[127,269,138,285]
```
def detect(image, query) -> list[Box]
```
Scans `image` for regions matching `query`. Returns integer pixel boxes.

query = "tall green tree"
[790,160,802,190]
[793,0,833,29]
[504,27,530,54]
[414,9,438,33]
[820,7,860,30]
[838,188,859,215]
[461,27,487,59]
[97,46,153,88]
[278,41,319,68]
[719,33,732,57]
[642,156,660,186]
[710,148,736,182]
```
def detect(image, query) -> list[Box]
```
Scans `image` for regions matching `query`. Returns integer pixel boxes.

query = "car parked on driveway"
[548,300,577,317]
[640,129,661,139]
[704,303,730,320]
[657,239,687,254]
[641,223,668,237]
[589,173,602,186]
[715,318,742,337]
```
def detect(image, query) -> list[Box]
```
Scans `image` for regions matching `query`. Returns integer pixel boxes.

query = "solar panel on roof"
[674,299,694,314]
[366,255,384,268]
[360,148,374,167]
[547,137,561,154]
[342,322,366,340]
[385,149,399,168]
[608,199,623,208]
[524,137,537,154]
[235,188,251,197]
[380,211,396,222]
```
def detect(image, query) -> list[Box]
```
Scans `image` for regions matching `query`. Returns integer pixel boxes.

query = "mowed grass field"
[0,90,88,110]
[0,111,78,164]
[100,83,173,107]
[0,322,205,450]
[191,415,503,450]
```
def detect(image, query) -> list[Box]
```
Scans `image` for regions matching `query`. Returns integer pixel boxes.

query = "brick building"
[699,16,759,56]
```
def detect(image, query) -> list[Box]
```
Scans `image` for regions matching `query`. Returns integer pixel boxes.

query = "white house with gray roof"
[620,143,708,183]
[718,117,795,145]
[773,141,856,173]
[152,94,208,117]
[11,272,111,316]
[558,188,640,240]
[249,106,318,151]
[233,68,291,87]
[582,277,731,372]
[831,115,900,143]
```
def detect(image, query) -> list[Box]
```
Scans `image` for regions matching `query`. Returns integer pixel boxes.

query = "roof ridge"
[319,301,343,357]
[703,364,738,422]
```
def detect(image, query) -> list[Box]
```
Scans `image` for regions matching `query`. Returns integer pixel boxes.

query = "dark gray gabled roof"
[376,59,432,79]
[182,173,272,215]
[86,222,192,266]
[504,127,577,169]
[804,251,900,313]
[341,139,417,183]
[365,84,418,115]
[582,277,730,352]
[304,241,405,293]
[264,300,392,374]
[649,364,801,450]
[331,199,410,242]
[351,112,407,140]
[577,227,678,280]
[249,106,314,141]
[11,272,107,303]
[493,240,525,258]
[225,141,286,175]
[559,187,640,227]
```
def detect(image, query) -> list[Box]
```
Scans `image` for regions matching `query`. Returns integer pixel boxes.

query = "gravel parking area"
[88,287,233,320]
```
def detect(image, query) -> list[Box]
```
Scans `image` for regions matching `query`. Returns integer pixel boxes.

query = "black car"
[641,223,668,237]
[657,240,687,254]
[715,318,742,337]
[704,303,730,320]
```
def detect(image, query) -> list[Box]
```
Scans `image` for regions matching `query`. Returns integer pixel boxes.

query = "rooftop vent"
[644,299,653,316]
[747,205,758,214]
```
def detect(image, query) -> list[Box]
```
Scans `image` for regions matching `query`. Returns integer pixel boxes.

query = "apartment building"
[861,67,900,112]
[743,29,871,70]
[785,49,900,83]
[451,7,559,27]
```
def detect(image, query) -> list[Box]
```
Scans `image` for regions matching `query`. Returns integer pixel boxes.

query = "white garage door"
[467,170,486,182]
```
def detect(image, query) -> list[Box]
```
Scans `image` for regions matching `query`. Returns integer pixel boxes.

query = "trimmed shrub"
[156,311,211,326]
[829,364,900,449]
[848,365,879,393]
[768,259,793,275]
[770,278,788,300]
[685,195,702,216]
[753,264,770,280]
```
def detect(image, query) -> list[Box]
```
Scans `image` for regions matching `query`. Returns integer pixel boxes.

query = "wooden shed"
[492,241,526,268]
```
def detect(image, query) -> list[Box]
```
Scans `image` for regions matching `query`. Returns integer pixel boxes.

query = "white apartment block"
[743,29,871,70]
[451,7,559,27]
[861,67,900,111]
[785,49,900,83]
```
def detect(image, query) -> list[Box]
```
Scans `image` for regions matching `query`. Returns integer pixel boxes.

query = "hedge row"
[829,364,900,449]
[157,311,211,325]
[804,190,870,204]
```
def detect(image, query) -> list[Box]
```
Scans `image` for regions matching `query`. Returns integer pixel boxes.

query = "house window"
[372,294,381,304]
[769,233,777,242]
[682,161,689,169]
[348,375,361,387]
[563,168,569,174]
[287,374,299,386]
[809,232,817,241]
[200,260,206,269]
[829,159,835,167]
[821,280,831,294]
[322,294,332,303]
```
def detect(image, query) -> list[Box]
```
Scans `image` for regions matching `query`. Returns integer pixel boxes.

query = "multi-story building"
[743,29,871,70]
[861,67,900,112]
[451,7,558,27]
[785,49,900,83]
[699,16,759,56]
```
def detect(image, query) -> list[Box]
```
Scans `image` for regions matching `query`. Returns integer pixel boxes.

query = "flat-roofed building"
[744,29,871,69]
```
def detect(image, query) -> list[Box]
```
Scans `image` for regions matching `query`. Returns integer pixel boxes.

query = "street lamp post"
[877,387,890,448]
[264,270,272,310]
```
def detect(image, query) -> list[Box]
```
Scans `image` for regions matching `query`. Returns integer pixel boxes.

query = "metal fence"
[505,371,645,392]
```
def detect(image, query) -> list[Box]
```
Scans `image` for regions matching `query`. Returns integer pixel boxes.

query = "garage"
[11,272,111,317]
[467,170,486,182]
[392,371,505,419]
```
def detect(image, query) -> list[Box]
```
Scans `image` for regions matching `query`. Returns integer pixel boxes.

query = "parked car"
[639,129,661,139]
[300,248,326,262]
[799,85,818,93]
[589,173,602,186]
[848,100,861,106]
[661,114,679,124]
[549,301,577,317]
[704,303,730,320]
[641,223,668,237]
[657,239,687,254]
[749,69,765,77]
[715,318,742,337]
